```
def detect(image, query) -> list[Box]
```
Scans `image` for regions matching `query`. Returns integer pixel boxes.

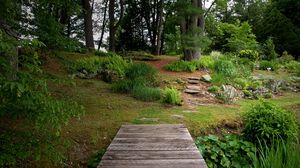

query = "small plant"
[259,60,279,71]
[242,101,298,145]
[239,49,259,61]
[208,85,220,93]
[243,90,252,97]
[94,50,116,57]
[264,92,273,99]
[195,134,256,168]
[161,87,181,105]
[233,78,249,90]
[132,86,161,102]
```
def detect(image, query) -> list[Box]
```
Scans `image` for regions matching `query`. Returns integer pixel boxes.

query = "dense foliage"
[242,101,298,145]
[196,134,255,168]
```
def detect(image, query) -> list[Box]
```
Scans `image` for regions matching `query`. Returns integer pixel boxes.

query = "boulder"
[101,69,119,83]
[220,85,242,103]
[201,74,212,82]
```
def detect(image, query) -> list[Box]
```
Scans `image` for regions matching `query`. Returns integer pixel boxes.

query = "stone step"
[188,80,200,84]
[184,89,200,94]
[186,85,201,90]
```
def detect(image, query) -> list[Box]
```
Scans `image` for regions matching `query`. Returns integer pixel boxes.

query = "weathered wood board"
[98,124,207,168]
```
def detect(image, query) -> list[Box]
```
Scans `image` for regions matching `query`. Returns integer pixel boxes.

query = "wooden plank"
[99,159,207,168]
[115,133,192,139]
[98,124,207,168]
[102,150,202,160]
[111,137,194,144]
[118,125,188,134]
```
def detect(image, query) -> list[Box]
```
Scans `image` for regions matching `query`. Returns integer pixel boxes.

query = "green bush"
[196,134,255,168]
[285,60,300,74]
[161,87,181,105]
[259,60,279,71]
[279,51,294,63]
[197,56,215,69]
[94,50,116,57]
[251,140,300,168]
[239,49,259,61]
[164,60,197,72]
[214,59,237,77]
[243,90,252,97]
[208,85,220,93]
[132,86,161,102]
[242,101,298,144]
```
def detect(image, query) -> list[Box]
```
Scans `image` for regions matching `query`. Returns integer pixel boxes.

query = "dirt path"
[146,56,218,111]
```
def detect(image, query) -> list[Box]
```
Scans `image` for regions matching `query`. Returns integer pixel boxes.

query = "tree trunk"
[181,0,205,61]
[108,0,124,52]
[109,0,116,51]
[82,0,95,49]
[155,0,164,55]
[98,0,109,50]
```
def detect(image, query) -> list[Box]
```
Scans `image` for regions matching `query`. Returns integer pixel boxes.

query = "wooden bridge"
[98,124,207,168]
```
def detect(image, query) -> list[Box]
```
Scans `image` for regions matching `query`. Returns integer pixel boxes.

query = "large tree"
[82,0,95,49]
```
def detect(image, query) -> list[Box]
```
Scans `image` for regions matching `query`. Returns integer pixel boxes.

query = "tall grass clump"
[242,101,298,145]
[251,140,300,168]
[112,63,160,102]
[161,87,181,105]
[132,86,161,101]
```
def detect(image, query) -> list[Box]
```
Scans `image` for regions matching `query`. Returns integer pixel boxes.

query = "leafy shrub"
[236,58,256,71]
[239,49,259,61]
[161,87,181,105]
[210,51,223,59]
[251,140,300,168]
[0,37,83,166]
[208,85,221,93]
[197,56,215,69]
[132,86,161,102]
[211,73,230,85]
[196,134,255,168]
[242,101,298,144]
[214,59,237,77]
[233,78,249,90]
[164,60,197,72]
[279,51,294,63]
[248,80,263,90]
[285,60,300,74]
[259,60,279,71]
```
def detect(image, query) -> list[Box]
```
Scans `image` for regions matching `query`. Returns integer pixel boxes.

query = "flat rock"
[188,80,200,84]
[182,110,197,113]
[186,85,201,90]
[184,89,200,94]
[139,118,160,122]
[171,114,184,118]
[187,77,201,80]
